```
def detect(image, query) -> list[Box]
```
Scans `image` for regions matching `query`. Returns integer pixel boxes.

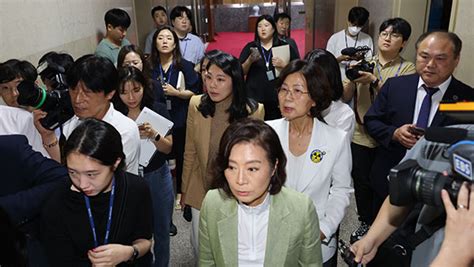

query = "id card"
[166,99,172,110]
[266,70,275,81]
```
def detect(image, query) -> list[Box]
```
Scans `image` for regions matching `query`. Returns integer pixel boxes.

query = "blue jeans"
[143,164,174,267]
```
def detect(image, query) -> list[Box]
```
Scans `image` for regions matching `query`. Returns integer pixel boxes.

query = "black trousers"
[171,126,185,194]
[351,142,377,224]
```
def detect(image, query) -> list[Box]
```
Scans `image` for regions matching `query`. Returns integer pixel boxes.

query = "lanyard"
[344,32,359,48]
[260,46,272,70]
[160,63,173,84]
[84,177,116,248]
[376,59,404,83]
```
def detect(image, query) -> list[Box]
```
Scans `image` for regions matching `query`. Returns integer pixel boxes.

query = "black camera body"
[389,139,474,207]
[341,46,375,81]
[17,60,74,130]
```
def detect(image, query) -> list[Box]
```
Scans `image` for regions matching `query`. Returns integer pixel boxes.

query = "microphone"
[341,47,358,56]
[425,127,474,144]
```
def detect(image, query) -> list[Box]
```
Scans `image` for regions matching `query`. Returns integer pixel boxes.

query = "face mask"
[348,26,362,36]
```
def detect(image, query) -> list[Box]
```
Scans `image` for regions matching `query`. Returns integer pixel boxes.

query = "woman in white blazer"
[266,60,353,266]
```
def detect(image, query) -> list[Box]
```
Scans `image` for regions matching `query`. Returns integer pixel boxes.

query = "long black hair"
[149,25,183,71]
[197,51,258,123]
[305,49,343,101]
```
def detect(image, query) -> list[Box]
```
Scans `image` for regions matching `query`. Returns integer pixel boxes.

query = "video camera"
[341,46,374,80]
[389,102,474,207]
[17,60,74,130]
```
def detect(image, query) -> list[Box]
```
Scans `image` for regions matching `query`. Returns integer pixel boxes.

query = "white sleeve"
[123,124,140,175]
[319,131,353,238]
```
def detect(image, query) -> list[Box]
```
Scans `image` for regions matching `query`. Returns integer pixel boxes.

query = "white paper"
[176,71,185,91]
[136,107,174,167]
[272,44,290,77]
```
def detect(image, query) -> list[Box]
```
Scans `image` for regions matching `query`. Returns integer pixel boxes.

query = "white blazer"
[266,118,353,262]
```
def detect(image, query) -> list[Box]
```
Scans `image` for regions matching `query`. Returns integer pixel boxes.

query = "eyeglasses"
[379,31,402,40]
[278,87,309,99]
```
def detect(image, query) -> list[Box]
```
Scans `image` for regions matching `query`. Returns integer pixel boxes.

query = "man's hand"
[350,236,378,265]
[337,54,351,63]
[392,124,419,149]
[32,109,56,143]
[88,244,133,267]
[353,71,377,85]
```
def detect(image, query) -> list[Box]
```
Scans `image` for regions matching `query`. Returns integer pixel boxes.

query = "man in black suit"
[364,31,474,214]
[0,134,67,266]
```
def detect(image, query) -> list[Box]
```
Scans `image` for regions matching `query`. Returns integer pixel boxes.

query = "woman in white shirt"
[199,118,322,266]
[266,60,353,266]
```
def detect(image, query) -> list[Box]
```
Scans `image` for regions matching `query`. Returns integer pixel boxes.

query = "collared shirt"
[326,29,374,81]
[144,29,158,55]
[412,76,452,126]
[62,103,140,175]
[0,105,49,157]
[179,33,205,65]
[238,193,270,266]
[348,55,416,148]
[95,38,131,66]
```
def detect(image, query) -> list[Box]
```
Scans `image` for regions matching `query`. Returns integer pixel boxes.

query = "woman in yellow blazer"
[199,119,322,266]
[180,51,264,257]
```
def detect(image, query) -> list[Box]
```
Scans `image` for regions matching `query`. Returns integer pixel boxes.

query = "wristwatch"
[370,78,379,88]
[127,245,139,263]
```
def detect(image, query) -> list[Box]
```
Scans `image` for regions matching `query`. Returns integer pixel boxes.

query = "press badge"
[266,70,275,81]
[166,99,172,110]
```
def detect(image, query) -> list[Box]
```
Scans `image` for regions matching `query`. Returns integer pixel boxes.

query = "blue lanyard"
[260,46,272,70]
[376,59,404,83]
[160,63,173,84]
[84,177,116,248]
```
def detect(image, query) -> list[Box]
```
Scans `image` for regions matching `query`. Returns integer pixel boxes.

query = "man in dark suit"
[364,31,474,215]
[0,134,67,266]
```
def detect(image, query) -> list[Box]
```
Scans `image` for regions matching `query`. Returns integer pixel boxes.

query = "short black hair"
[104,8,131,29]
[0,59,37,83]
[379,17,412,41]
[211,118,287,197]
[151,5,167,17]
[67,55,118,95]
[415,30,462,58]
[305,49,343,101]
[64,118,126,173]
[169,6,192,25]
[38,51,74,82]
[254,15,279,44]
[277,60,332,121]
[348,7,369,27]
[274,12,291,22]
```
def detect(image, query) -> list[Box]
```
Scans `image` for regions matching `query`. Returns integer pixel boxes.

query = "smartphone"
[409,126,425,136]
[249,47,261,59]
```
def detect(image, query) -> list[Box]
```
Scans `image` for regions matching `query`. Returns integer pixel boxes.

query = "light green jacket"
[199,187,323,266]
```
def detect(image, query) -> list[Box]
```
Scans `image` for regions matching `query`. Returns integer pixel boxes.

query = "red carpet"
[206,29,305,59]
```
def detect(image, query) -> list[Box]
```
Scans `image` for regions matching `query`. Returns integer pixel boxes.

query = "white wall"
[0,0,137,65]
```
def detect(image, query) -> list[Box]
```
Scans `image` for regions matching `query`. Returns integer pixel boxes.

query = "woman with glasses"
[41,118,153,266]
[113,66,174,267]
[266,60,352,266]
[239,14,299,120]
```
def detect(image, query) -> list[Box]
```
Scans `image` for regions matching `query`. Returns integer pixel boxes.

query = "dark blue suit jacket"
[364,74,474,198]
[0,135,67,226]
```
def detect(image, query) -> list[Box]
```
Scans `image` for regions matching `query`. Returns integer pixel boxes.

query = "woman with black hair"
[239,14,299,120]
[266,60,352,266]
[199,118,322,266]
[113,66,173,266]
[181,51,264,257]
[305,49,355,135]
[41,118,153,266]
[150,25,199,205]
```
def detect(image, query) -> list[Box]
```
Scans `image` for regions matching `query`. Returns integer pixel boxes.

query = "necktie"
[416,85,439,129]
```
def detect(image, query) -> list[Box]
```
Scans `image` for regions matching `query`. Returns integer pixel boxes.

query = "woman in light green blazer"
[199,118,323,266]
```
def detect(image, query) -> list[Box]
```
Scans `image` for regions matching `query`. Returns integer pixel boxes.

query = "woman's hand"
[138,122,157,140]
[88,244,133,266]
[350,236,378,265]
[163,83,180,97]
[271,56,286,69]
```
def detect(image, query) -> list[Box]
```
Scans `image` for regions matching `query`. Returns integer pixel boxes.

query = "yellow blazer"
[181,95,264,209]
[199,187,323,266]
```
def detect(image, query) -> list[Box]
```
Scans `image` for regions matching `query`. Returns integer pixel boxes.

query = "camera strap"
[407,212,446,249]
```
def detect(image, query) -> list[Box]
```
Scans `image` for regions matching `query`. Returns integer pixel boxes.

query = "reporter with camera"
[342,18,415,241]
[34,55,140,175]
